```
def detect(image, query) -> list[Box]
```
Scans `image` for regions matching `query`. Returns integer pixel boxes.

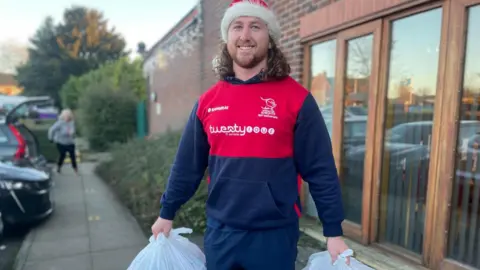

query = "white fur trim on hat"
[221,1,281,43]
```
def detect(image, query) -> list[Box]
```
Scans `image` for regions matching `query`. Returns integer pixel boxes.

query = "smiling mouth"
[238,46,254,50]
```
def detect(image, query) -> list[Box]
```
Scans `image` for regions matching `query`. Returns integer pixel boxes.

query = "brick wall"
[267,0,334,82]
[200,0,231,91]
[147,0,334,135]
[147,22,203,134]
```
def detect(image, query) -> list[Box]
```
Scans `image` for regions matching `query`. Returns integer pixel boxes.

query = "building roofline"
[144,4,200,61]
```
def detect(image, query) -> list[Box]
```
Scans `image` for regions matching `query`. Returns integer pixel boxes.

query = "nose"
[239,27,252,41]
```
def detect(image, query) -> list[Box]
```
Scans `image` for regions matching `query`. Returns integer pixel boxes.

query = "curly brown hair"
[212,37,291,81]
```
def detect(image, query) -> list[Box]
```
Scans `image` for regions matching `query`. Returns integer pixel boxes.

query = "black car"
[0,97,54,227]
[0,162,53,226]
[0,211,3,239]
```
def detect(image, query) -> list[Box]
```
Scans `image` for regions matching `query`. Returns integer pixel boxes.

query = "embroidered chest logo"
[258,97,278,119]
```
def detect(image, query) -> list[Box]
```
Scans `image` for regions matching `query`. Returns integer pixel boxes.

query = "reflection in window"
[305,40,336,219]
[309,40,336,127]
[341,34,373,224]
[378,8,442,254]
[447,5,480,268]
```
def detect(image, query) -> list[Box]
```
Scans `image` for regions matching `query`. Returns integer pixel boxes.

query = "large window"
[305,39,337,218]
[301,1,480,268]
[447,5,480,268]
[341,34,373,224]
[377,8,443,254]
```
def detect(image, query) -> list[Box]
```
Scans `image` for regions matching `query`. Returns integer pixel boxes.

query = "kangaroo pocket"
[207,178,286,224]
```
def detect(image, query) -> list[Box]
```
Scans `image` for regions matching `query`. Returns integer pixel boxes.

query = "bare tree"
[0,40,29,74]
[348,38,372,78]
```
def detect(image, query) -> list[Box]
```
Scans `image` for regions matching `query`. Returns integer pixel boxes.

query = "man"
[151,0,350,269]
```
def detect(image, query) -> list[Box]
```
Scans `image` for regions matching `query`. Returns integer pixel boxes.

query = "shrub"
[60,57,145,110]
[30,128,58,162]
[25,119,58,162]
[78,80,137,151]
[95,131,208,235]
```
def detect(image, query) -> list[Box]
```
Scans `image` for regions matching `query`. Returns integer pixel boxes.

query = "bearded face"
[227,16,269,69]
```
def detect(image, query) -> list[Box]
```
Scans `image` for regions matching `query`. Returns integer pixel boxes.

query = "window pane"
[378,8,442,254]
[305,40,336,219]
[447,5,480,268]
[341,34,373,224]
[310,39,336,132]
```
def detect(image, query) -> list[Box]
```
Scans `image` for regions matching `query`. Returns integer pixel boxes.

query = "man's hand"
[327,236,350,265]
[151,217,173,239]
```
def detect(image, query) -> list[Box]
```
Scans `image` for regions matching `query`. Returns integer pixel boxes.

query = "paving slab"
[14,162,148,270]
[22,254,91,270]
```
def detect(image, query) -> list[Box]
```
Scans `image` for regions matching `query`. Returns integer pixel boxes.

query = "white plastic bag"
[302,249,374,270]
[127,227,206,270]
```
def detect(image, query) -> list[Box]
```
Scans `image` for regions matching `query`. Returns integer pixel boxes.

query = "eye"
[251,25,260,30]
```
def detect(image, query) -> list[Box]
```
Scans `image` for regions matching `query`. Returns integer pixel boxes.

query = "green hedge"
[30,128,58,162]
[23,119,58,162]
[78,80,137,152]
[95,131,208,235]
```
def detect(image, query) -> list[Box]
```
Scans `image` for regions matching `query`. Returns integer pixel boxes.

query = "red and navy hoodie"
[159,74,345,237]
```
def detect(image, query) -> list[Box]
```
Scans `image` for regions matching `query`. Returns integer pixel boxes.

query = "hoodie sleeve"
[47,121,60,141]
[293,93,345,237]
[159,101,210,220]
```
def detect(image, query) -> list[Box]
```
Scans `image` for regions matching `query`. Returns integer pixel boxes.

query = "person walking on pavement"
[48,108,78,174]
[151,0,351,269]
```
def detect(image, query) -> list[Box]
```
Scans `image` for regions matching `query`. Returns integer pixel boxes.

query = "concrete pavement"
[14,162,147,270]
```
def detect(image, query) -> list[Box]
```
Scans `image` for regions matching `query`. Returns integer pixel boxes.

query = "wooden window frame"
[300,20,382,244]
[427,1,480,269]
[301,34,337,210]
[332,20,383,244]
[371,1,447,266]
[301,22,383,244]
[301,0,480,268]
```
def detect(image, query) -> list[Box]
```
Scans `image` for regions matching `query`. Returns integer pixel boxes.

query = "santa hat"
[220,0,281,43]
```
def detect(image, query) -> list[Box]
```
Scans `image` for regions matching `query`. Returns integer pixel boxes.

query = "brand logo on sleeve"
[258,97,278,119]
[209,124,275,136]
[207,106,229,113]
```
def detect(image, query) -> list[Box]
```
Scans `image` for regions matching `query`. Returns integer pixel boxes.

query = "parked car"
[324,116,368,152]
[385,120,480,147]
[0,97,55,228]
[0,97,53,171]
[30,104,59,120]
[320,105,368,120]
[0,211,3,239]
[0,162,53,226]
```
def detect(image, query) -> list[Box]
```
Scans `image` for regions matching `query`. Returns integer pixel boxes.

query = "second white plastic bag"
[302,249,374,270]
[127,227,206,270]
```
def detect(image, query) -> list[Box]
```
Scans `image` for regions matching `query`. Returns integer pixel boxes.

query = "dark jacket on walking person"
[48,109,78,174]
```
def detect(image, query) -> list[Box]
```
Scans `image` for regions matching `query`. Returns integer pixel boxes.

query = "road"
[0,226,29,270]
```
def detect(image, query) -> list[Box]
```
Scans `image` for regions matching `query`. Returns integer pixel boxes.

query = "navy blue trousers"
[204,219,300,270]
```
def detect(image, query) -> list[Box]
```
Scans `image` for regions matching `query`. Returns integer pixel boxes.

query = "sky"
[0,0,199,54]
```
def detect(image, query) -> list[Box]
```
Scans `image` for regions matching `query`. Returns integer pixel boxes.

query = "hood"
[0,162,49,182]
